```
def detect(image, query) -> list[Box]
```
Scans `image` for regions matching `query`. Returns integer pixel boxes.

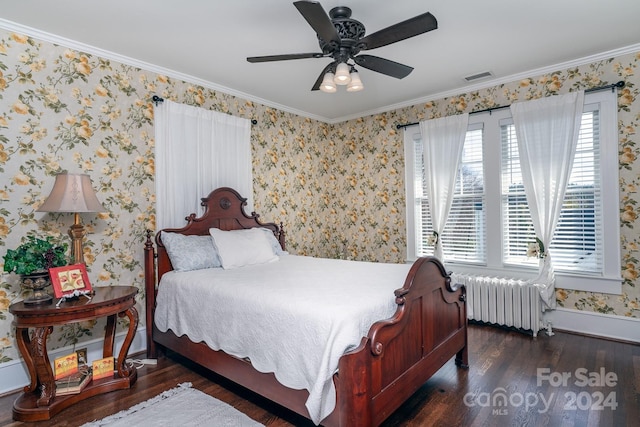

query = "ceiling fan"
[246,1,438,92]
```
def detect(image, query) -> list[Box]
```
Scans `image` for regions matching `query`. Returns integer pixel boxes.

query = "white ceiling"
[2,0,640,123]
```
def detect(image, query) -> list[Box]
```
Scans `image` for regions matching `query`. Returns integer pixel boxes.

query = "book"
[56,371,91,396]
[92,356,114,380]
[54,353,78,380]
[55,367,89,387]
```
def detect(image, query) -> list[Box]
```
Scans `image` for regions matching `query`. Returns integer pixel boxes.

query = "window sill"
[410,260,623,295]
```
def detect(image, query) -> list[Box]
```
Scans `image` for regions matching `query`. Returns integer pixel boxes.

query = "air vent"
[464,71,493,82]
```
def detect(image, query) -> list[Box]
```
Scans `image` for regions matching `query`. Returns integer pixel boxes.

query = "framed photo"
[49,264,92,298]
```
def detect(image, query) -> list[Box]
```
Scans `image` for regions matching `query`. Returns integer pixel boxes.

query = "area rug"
[80,382,264,427]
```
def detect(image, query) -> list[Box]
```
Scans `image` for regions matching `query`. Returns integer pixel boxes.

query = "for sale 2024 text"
[538,367,618,411]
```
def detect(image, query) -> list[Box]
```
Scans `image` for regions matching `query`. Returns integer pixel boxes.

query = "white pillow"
[209,228,279,269]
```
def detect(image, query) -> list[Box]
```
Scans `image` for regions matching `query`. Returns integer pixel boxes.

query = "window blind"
[415,126,486,262]
[501,109,602,272]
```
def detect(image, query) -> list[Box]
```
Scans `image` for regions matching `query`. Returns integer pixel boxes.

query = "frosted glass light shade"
[347,71,364,92]
[319,72,337,93]
[334,62,351,85]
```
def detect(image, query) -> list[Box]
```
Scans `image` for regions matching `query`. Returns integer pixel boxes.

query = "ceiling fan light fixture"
[347,69,364,92]
[248,3,439,94]
[334,62,351,85]
[320,72,337,93]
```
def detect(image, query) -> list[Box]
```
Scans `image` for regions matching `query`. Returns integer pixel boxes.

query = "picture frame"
[49,263,92,298]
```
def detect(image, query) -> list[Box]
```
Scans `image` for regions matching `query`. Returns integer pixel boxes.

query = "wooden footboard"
[143,187,467,426]
[330,256,468,426]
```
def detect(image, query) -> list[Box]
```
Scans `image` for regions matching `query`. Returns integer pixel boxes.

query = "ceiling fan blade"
[311,62,336,91]
[359,12,437,50]
[353,55,413,79]
[247,53,324,63]
[294,1,340,44]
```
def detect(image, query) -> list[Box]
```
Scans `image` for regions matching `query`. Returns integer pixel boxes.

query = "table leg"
[103,314,116,359]
[15,328,37,393]
[29,326,55,407]
[116,306,139,378]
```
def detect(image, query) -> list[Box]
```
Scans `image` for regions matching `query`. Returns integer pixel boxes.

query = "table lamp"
[37,172,106,265]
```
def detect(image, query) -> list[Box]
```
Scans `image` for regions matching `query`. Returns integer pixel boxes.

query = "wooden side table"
[9,285,139,421]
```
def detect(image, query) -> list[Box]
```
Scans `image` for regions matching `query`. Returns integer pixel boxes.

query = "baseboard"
[0,325,147,396]
[543,308,640,343]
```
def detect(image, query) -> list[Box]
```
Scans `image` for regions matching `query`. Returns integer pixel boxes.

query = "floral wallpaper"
[0,26,638,367]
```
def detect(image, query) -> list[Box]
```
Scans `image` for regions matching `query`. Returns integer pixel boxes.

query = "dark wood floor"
[1,324,638,427]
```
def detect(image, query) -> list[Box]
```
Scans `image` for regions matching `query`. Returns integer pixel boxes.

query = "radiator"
[452,273,545,337]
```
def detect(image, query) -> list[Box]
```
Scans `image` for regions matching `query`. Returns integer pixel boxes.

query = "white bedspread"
[154,255,412,424]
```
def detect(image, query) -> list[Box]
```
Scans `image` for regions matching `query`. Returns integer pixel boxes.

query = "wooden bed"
[144,187,468,427]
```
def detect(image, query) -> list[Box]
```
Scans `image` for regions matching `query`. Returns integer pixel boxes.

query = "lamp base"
[69,221,86,265]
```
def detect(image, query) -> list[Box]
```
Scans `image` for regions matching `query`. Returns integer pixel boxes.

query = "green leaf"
[2,235,69,275]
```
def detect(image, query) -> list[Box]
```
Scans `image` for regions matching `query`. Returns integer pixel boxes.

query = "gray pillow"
[258,227,288,256]
[161,232,221,271]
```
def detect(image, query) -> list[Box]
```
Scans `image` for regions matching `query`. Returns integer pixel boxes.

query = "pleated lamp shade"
[37,173,105,213]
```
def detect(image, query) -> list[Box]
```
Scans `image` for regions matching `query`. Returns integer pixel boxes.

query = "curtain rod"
[151,95,258,125]
[395,80,626,130]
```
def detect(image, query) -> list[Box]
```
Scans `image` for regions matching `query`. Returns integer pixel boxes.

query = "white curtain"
[154,99,252,230]
[419,113,469,260]
[510,91,585,309]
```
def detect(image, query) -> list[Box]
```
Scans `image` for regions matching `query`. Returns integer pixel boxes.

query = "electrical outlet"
[76,348,88,365]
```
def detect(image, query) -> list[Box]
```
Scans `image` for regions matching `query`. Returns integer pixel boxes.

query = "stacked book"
[56,368,92,396]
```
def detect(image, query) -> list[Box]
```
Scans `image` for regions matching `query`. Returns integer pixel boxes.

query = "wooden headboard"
[147,187,285,283]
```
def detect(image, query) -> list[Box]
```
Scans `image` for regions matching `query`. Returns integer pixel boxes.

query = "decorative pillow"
[209,227,279,269]
[161,232,221,271]
[257,227,288,256]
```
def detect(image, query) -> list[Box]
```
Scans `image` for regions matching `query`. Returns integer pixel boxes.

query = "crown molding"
[0,18,328,124]
[337,43,640,123]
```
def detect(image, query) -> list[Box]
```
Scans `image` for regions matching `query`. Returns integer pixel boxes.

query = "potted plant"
[3,235,69,304]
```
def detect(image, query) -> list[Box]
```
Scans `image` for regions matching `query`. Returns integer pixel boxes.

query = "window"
[501,109,602,273]
[412,125,485,263]
[404,90,621,293]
